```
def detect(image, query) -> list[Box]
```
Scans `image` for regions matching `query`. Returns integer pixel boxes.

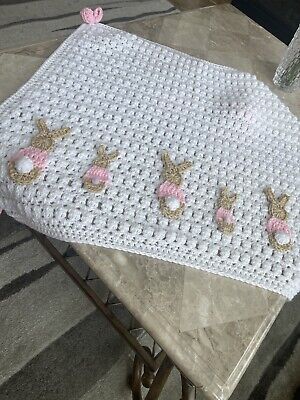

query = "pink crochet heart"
[80,7,103,24]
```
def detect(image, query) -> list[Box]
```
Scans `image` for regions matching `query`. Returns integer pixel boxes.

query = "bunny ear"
[161,152,172,168]
[108,150,119,161]
[264,187,275,203]
[230,193,237,203]
[278,194,289,207]
[49,127,70,140]
[220,186,229,198]
[220,187,236,203]
[97,145,106,157]
[178,160,192,173]
[36,119,49,135]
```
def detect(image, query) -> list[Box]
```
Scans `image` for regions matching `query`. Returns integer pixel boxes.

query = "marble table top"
[0,4,298,400]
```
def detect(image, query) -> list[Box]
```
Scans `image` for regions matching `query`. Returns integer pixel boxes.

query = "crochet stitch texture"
[0,24,299,299]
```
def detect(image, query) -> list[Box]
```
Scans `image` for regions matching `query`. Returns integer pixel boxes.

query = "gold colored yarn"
[217,187,237,210]
[83,181,106,193]
[264,187,292,252]
[159,152,192,220]
[216,187,237,234]
[218,220,235,234]
[264,187,289,220]
[32,119,70,151]
[268,233,292,253]
[94,145,119,169]
[161,152,192,186]
[84,145,119,193]
[159,198,185,220]
[8,119,70,185]
[8,162,41,185]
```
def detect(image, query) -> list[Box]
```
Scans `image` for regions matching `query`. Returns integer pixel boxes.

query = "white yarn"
[165,197,181,211]
[275,232,291,246]
[15,156,34,173]
[0,24,299,299]
[92,176,102,185]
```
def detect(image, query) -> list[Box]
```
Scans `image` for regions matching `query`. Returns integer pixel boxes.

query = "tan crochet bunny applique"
[8,118,70,185]
[157,151,192,219]
[83,145,119,193]
[216,187,237,234]
[264,187,292,252]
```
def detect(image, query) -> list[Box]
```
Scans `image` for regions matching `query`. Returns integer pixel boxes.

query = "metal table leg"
[131,346,173,400]
[30,231,159,365]
[145,355,174,400]
[181,374,196,400]
[31,230,178,399]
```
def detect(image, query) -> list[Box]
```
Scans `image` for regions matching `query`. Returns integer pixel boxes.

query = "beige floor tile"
[1,38,64,59]
[0,266,96,385]
[0,0,178,50]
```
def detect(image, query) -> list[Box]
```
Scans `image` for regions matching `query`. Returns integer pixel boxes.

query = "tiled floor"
[0,0,233,50]
[0,0,178,50]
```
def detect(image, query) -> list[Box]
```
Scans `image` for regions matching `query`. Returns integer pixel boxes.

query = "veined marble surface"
[0,4,299,400]
[75,245,284,400]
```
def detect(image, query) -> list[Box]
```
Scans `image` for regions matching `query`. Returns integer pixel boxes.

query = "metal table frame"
[31,230,197,400]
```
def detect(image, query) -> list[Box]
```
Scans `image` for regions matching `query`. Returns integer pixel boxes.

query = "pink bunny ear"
[80,7,103,24]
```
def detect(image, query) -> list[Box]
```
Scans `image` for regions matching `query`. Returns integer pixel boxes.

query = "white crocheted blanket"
[0,23,299,299]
